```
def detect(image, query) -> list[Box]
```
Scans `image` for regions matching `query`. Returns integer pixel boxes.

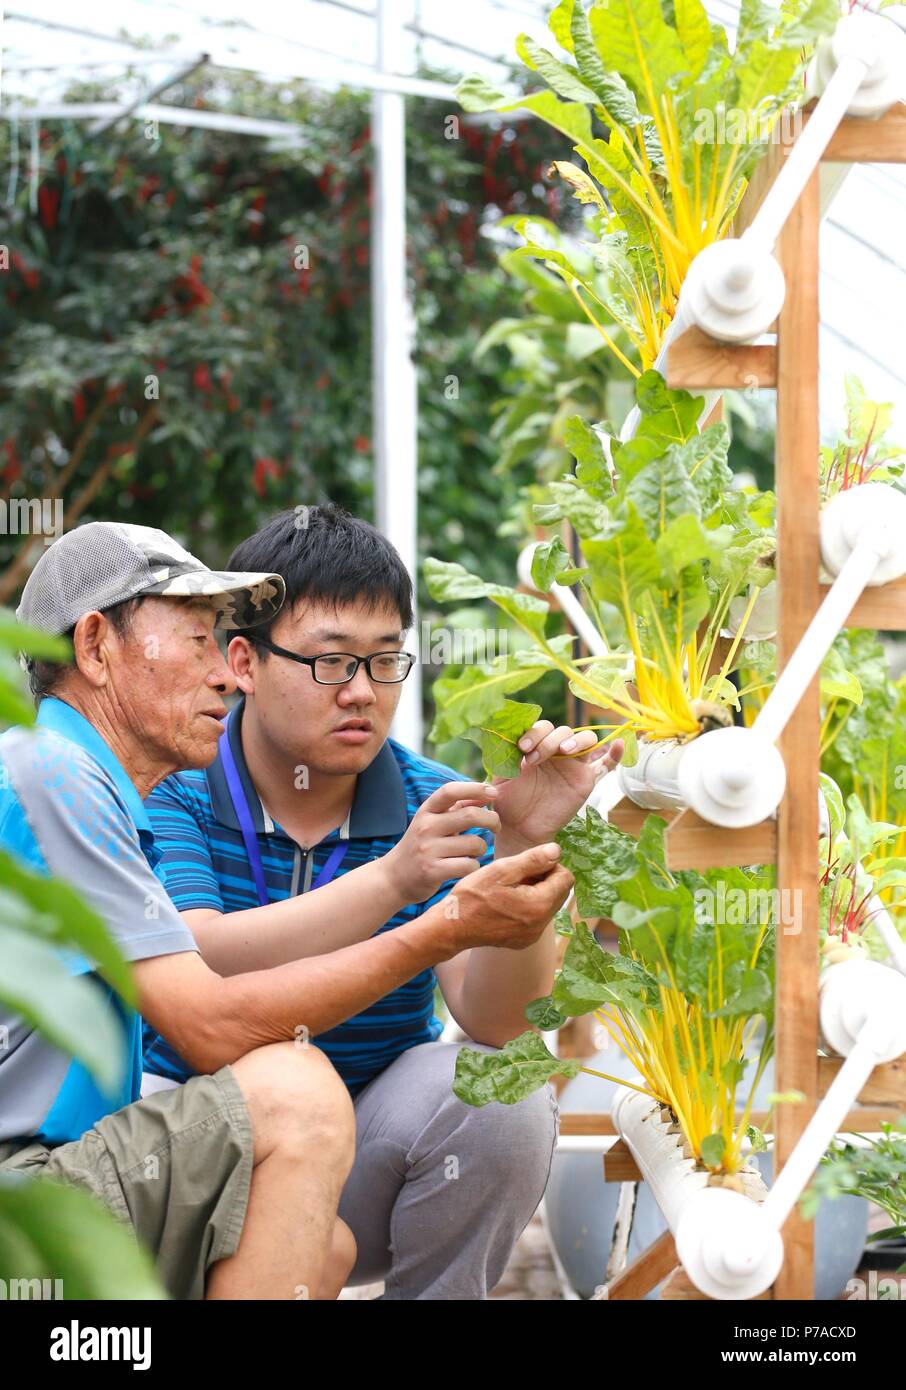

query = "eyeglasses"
[250,636,416,685]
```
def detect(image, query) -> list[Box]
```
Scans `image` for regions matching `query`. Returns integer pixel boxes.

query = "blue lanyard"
[219,715,349,908]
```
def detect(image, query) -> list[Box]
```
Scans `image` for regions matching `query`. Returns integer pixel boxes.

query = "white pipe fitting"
[820,482,906,586]
[676,960,906,1299]
[806,11,904,120]
[753,484,906,748]
[676,725,787,828]
[819,957,906,1062]
[866,894,906,978]
[682,238,786,344]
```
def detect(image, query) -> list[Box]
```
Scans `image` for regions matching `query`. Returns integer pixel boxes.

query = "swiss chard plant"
[454,810,776,1175]
[803,1118,906,1271]
[427,370,775,768]
[457,0,840,369]
[818,772,906,963]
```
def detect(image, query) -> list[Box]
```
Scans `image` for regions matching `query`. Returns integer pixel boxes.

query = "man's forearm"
[189,857,408,975]
[451,831,559,1043]
[204,904,457,1067]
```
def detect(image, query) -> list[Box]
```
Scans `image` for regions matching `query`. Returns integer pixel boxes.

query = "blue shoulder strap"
[220,715,350,905]
[219,715,269,907]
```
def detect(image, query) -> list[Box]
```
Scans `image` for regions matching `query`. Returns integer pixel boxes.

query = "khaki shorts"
[0,1065,253,1300]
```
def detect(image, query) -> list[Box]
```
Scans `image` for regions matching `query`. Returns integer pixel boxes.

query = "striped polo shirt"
[142,700,493,1094]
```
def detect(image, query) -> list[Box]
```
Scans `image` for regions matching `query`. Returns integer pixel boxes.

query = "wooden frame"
[565,100,906,1300]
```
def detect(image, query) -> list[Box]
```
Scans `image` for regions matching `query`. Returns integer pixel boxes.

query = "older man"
[0,521,574,1300]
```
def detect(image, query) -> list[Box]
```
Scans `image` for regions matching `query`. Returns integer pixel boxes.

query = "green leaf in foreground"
[0,924,127,1095]
[0,1177,165,1299]
[453,1031,580,1106]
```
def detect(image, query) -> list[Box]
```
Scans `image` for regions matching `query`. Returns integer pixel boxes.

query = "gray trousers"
[336,1040,559,1300]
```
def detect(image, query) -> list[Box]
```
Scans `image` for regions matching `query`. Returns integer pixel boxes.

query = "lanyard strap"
[219,718,350,907]
[311,840,349,890]
[220,719,270,908]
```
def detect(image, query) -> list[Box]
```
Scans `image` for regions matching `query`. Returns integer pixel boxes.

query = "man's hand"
[382,781,500,903]
[442,842,573,952]
[492,721,624,853]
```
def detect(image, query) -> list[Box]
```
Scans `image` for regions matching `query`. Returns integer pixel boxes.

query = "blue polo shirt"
[142,702,493,1095]
[0,698,197,1145]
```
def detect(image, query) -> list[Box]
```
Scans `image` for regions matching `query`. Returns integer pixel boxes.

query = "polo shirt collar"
[36,697,154,840]
[208,699,410,839]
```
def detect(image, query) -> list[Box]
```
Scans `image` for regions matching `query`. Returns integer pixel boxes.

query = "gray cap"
[17,522,286,635]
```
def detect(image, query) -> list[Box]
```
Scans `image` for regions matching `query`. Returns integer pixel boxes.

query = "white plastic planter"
[724,580,778,642]
[674,960,906,1300]
[616,738,688,813]
[611,1087,769,1294]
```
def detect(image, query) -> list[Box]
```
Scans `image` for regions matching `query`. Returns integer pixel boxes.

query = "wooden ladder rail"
[557,102,906,1300]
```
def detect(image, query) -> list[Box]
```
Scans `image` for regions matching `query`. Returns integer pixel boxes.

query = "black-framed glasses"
[250,636,416,685]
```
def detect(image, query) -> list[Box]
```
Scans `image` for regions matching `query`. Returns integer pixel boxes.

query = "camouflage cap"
[17,521,286,635]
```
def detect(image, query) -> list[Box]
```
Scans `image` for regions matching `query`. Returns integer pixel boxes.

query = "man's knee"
[230,1040,355,1171]
[456,1071,558,1182]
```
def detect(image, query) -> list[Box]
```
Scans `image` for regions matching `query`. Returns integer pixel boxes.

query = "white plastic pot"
[724,580,778,642]
[616,737,688,813]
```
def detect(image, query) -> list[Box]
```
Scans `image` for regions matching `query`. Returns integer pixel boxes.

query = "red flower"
[35,177,57,221]
[3,439,21,483]
[253,456,282,497]
[137,175,160,203]
[193,363,213,392]
[72,392,86,425]
[353,435,370,454]
[314,371,330,391]
[259,397,273,415]
[226,393,240,412]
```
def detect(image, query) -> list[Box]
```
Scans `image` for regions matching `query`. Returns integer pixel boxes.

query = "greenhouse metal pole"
[372,0,422,750]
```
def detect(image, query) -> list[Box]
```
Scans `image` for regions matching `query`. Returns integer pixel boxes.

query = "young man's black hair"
[228,504,414,647]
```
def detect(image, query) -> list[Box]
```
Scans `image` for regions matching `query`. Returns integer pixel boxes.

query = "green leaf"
[746,1124,769,1154]
[711,967,773,1019]
[624,452,701,540]
[700,1133,726,1168]
[583,506,663,613]
[554,907,575,937]
[452,1031,581,1106]
[525,994,568,1030]
[0,923,128,1094]
[554,920,659,1015]
[515,34,600,105]
[0,610,71,664]
[819,773,846,846]
[531,536,571,592]
[569,2,642,123]
[674,0,715,79]
[0,1177,165,1298]
[425,557,491,603]
[588,0,687,106]
[556,805,639,917]
[0,851,135,1002]
[429,657,548,744]
[463,699,542,778]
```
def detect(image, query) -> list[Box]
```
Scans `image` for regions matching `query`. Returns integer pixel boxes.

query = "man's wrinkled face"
[107,597,234,770]
[230,599,407,776]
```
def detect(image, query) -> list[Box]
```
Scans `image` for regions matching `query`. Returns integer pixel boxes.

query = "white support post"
[371,0,422,751]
